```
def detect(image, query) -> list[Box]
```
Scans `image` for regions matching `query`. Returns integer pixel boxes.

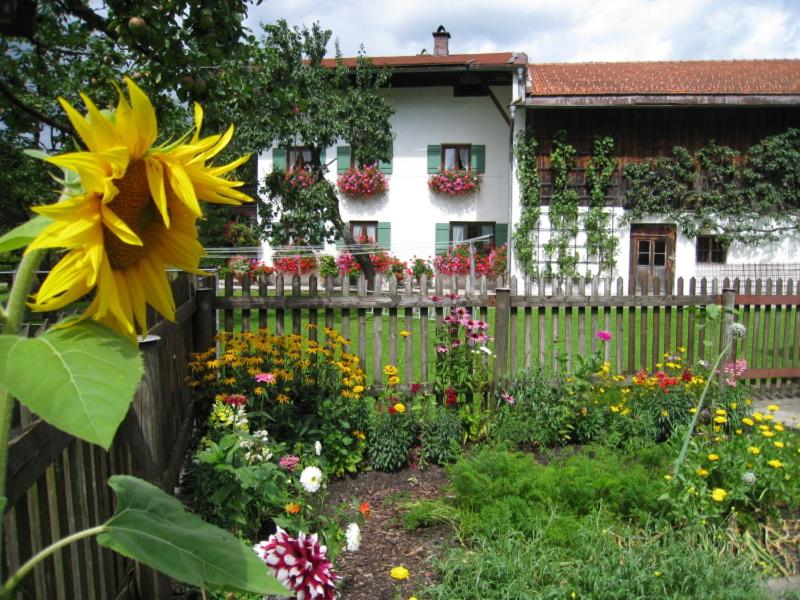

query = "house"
[257,27,800,291]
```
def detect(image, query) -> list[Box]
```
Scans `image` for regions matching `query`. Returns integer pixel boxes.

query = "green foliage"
[0,321,143,448]
[543,131,580,278]
[192,431,286,539]
[100,475,287,596]
[512,129,541,278]
[367,408,415,472]
[584,136,618,274]
[490,368,573,448]
[623,129,800,245]
[420,404,463,466]
[0,215,53,253]
[318,255,338,278]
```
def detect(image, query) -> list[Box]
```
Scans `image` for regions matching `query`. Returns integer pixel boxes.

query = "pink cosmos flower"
[254,528,339,600]
[502,392,516,405]
[254,372,276,384]
[596,330,612,342]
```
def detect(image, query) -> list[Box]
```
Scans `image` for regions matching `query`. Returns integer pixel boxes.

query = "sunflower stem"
[0,248,45,577]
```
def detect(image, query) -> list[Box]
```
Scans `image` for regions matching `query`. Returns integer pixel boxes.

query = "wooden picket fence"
[3,273,213,600]
[214,272,800,396]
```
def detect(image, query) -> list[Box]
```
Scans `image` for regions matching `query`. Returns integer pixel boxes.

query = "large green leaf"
[0,215,53,252]
[0,321,142,448]
[100,476,287,595]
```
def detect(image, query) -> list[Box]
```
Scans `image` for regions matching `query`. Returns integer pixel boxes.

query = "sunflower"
[27,77,251,339]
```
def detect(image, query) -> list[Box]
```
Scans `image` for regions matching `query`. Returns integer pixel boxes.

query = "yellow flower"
[661,410,669,417]
[767,404,779,412]
[276,393,290,404]
[730,403,738,409]
[714,416,727,424]
[390,566,410,580]
[715,409,727,416]
[653,571,662,577]
[748,446,761,454]
[400,330,411,337]
[696,467,709,477]
[711,488,727,502]
[27,78,250,339]
[284,502,301,515]
[353,385,365,394]
[774,441,785,449]
[775,423,785,432]
[383,364,399,376]
[388,375,401,386]
[744,398,752,406]
[663,474,672,481]
[742,418,754,426]
[768,459,783,468]
[689,407,697,414]
[679,347,686,352]
[761,430,775,438]
[394,402,406,414]
[707,454,720,462]
[352,430,366,440]
[753,412,764,422]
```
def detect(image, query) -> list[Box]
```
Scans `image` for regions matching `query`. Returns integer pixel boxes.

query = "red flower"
[410,383,423,395]
[223,393,247,407]
[681,369,693,382]
[444,386,458,405]
[359,502,371,518]
[388,405,398,415]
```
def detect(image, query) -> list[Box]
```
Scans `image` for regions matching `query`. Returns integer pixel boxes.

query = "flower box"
[337,163,388,197]
[428,169,481,196]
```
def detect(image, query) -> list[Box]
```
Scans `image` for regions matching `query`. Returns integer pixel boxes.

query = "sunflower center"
[104,160,163,270]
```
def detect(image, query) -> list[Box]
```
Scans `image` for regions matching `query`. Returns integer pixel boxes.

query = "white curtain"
[444,147,456,170]
[459,148,470,171]
[452,224,466,243]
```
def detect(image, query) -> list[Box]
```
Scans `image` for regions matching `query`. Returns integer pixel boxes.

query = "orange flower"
[285,502,301,515]
[359,501,371,518]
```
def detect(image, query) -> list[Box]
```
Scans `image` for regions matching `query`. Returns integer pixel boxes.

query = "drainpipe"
[507,103,515,282]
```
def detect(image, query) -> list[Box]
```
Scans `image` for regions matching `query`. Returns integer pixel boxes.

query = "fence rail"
[213,272,800,396]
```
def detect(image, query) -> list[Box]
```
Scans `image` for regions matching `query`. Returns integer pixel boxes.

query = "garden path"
[752,395,800,428]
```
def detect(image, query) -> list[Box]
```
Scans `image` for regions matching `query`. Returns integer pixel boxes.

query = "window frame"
[441,144,472,171]
[349,221,379,245]
[286,146,312,173]
[696,235,727,264]
[449,221,495,248]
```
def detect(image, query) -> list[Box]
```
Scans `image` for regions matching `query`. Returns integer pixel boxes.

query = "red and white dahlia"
[254,528,340,599]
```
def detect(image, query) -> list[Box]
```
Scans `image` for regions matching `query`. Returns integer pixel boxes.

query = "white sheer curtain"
[459,148,470,171]
[451,224,466,243]
[444,147,456,170]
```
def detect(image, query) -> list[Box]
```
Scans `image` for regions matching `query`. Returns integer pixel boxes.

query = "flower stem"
[0,525,107,598]
[0,248,45,574]
[672,343,730,477]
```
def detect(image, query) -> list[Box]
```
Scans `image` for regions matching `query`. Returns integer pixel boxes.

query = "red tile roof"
[322,52,527,69]
[529,60,800,96]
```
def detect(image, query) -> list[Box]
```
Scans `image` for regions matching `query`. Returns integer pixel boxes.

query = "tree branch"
[0,78,73,136]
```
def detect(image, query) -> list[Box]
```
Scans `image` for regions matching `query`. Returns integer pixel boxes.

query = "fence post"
[194,286,216,353]
[722,288,736,362]
[494,288,510,382]
[131,334,165,486]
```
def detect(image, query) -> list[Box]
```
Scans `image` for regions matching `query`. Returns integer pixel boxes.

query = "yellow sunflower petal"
[166,162,201,216]
[123,77,157,157]
[139,256,175,319]
[100,205,143,246]
[46,152,110,193]
[79,93,118,150]
[192,102,204,142]
[58,97,102,152]
[144,157,169,227]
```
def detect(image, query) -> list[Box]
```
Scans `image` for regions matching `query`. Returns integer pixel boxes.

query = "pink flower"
[255,372,276,384]
[596,330,612,342]
[502,392,516,405]
[436,345,449,354]
[254,528,339,600]
[279,455,300,471]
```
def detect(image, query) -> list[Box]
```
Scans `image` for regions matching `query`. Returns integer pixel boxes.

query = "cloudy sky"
[246,0,800,62]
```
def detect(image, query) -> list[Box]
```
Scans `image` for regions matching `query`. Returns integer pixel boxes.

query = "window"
[287,146,312,172]
[696,236,726,264]
[350,221,378,245]
[450,222,495,246]
[442,144,471,170]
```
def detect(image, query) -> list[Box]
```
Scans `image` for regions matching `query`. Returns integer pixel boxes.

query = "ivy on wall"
[512,129,541,278]
[584,136,618,275]
[623,128,800,245]
[543,130,580,278]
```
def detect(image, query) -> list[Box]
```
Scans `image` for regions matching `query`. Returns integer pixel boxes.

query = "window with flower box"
[696,235,727,264]
[350,221,378,245]
[427,144,485,174]
[272,146,326,173]
[336,145,392,174]
[435,222,507,255]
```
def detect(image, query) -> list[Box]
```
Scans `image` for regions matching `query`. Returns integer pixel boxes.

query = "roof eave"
[523,94,800,107]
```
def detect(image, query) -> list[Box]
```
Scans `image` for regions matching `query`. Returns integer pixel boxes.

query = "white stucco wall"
[257,84,514,264]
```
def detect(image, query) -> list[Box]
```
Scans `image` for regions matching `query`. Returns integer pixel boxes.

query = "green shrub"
[420,404,463,465]
[367,407,415,471]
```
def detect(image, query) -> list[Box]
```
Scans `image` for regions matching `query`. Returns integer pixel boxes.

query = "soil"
[326,465,452,600]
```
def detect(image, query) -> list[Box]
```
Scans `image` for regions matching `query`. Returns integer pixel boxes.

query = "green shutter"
[427,145,441,174]
[377,222,391,250]
[272,148,286,172]
[337,146,351,174]
[435,222,450,255]
[494,223,508,247]
[319,147,326,166]
[471,144,486,173]
[378,145,393,174]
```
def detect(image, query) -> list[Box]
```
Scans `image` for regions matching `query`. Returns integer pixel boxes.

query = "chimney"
[432,25,450,56]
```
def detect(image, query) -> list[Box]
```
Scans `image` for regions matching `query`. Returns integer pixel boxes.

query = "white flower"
[314,440,322,456]
[478,346,493,356]
[345,522,361,552]
[742,470,757,486]
[300,466,323,493]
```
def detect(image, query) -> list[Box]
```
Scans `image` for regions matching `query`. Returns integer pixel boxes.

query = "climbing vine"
[544,130,580,278]
[512,129,541,278]
[623,128,800,245]
[584,136,618,275]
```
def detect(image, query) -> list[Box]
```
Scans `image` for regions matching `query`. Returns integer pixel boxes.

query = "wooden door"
[629,224,676,293]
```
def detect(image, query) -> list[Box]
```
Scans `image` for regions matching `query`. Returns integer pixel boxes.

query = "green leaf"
[0,321,143,448]
[0,215,53,252]
[100,476,287,595]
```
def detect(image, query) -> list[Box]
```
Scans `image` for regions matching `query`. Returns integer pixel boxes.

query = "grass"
[217,288,799,386]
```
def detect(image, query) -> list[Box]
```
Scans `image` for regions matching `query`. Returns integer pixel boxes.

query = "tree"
[255,21,395,282]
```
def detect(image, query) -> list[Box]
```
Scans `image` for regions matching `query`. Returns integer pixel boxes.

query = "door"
[629,224,676,293]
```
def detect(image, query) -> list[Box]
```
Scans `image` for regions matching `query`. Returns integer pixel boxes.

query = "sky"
[245,0,800,62]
